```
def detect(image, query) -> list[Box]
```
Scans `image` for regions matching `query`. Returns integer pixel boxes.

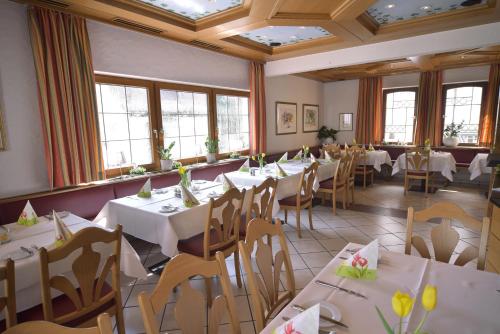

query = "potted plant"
[205,137,218,164]
[443,121,464,147]
[317,126,338,145]
[158,141,175,171]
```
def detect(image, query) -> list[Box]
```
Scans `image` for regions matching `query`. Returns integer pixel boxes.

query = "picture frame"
[339,113,353,131]
[302,104,319,133]
[275,102,297,135]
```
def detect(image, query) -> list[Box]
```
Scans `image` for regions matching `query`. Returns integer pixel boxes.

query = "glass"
[103,114,129,141]
[130,139,152,165]
[128,112,150,139]
[215,95,250,153]
[100,84,126,113]
[161,90,178,114]
[383,90,416,144]
[106,141,131,168]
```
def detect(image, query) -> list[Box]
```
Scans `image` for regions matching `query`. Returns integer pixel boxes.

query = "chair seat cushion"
[177,229,234,257]
[278,195,310,207]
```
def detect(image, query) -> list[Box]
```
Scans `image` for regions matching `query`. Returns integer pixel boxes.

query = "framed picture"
[275,102,297,135]
[339,113,353,131]
[302,104,319,133]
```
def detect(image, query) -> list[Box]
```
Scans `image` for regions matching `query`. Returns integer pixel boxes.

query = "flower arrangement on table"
[178,166,190,188]
[302,145,310,160]
[424,138,431,152]
[252,153,266,171]
[376,284,437,334]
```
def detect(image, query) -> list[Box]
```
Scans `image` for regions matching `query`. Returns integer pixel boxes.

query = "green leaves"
[375,306,395,334]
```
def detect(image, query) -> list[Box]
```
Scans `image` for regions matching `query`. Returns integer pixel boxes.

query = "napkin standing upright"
[222,173,236,191]
[368,143,375,151]
[293,150,302,160]
[336,239,379,280]
[344,142,349,150]
[53,210,73,248]
[273,303,320,334]
[275,163,288,177]
[137,178,152,198]
[239,159,250,172]
[17,200,38,226]
[324,150,334,162]
[181,184,199,208]
[310,153,317,163]
[278,152,288,163]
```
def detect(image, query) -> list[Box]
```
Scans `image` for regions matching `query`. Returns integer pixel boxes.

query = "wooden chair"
[405,201,490,270]
[3,313,113,334]
[347,150,361,206]
[177,187,246,302]
[354,148,374,188]
[242,177,278,237]
[404,147,433,195]
[238,218,295,333]
[321,145,341,159]
[318,154,354,214]
[38,226,125,334]
[278,162,319,238]
[138,252,240,334]
[0,258,16,328]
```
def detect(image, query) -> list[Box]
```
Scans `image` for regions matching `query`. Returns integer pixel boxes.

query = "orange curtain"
[28,7,104,189]
[355,77,383,144]
[479,64,500,147]
[249,62,267,154]
[414,71,443,146]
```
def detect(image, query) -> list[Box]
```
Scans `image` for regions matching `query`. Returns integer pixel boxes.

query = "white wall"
[0,1,49,198]
[265,75,323,153]
[87,20,249,90]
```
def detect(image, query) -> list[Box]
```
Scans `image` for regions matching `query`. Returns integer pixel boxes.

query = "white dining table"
[469,153,492,180]
[0,214,147,317]
[94,180,260,258]
[262,242,500,334]
[392,151,457,181]
[361,150,393,172]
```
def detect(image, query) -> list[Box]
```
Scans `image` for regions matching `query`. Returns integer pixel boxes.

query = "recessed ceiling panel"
[137,0,243,20]
[367,0,487,25]
[239,26,331,47]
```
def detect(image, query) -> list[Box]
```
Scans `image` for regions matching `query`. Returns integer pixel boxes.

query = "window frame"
[441,81,488,147]
[95,75,250,176]
[382,87,419,145]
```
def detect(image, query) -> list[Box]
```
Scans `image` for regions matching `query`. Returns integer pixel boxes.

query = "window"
[96,81,153,169]
[383,88,417,144]
[160,88,209,160]
[216,94,249,153]
[443,83,486,144]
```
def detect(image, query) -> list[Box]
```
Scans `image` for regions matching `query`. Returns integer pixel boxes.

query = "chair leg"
[205,277,212,306]
[371,170,374,186]
[363,173,366,189]
[115,303,126,334]
[425,177,429,196]
[296,207,302,238]
[321,192,325,205]
[308,204,313,230]
[332,190,337,215]
[342,187,347,209]
[404,176,408,196]
[234,250,242,288]
[351,184,355,204]
[284,209,288,223]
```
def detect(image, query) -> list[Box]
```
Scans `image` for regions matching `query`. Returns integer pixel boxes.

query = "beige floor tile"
[291,239,326,253]
[300,252,333,268]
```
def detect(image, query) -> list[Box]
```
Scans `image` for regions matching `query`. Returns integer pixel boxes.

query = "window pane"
[161,90,178,114]
[443,85,483,144]
[96,82,153,169]
[383,90,416,144]
[216,95,249,153]
[178,92,193,114]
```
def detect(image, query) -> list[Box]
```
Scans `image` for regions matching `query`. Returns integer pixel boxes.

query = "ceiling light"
[385,4,395,9]
[299,26,306,29]
[420,5,431,10]
[269,26,274,29]
[461,55,466,59]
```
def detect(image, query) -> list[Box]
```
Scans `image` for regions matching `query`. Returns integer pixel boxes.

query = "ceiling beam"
[408,55,436,71]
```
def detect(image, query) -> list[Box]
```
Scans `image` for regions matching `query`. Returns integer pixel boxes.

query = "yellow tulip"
[262,153,266,158]
[251,156,256,160]
[178,166,186,175]
[421,285,437,312]
[392,290,414,318]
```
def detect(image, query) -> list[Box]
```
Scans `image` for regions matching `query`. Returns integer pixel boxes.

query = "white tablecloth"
[262,243,500,334]
[469,153,491,180]
[392,151,457,181]
[361,150,392,172]
[94,181,258,258]
[0,214,146,316]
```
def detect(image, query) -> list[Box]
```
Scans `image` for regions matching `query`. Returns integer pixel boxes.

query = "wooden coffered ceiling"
[296,45,500,82]
[15,0,500,62]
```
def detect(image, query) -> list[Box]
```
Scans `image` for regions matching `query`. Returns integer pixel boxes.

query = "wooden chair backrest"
[405,201,490,270]
[238,218,295,332]
[296,162,319,202]
[0,258,16,328]
[322,143,339,151]
[39,226,122,325]
[405,147,430,173]
[337,154,353,185]
[247,177,278,222]
[323,146,341,159]
[205,187,246,257]
[138,252,240,334]
[3,313,113,334]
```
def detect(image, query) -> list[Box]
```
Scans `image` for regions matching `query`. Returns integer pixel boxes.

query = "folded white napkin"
[17,200,38,226]
[293,150,302,160]
[137,178,152,198]
[222,173,236,191]
[273,303,320,334]
[336,239,379,280]
[181,184,199,208]
[344,142,349,150]
[368,143,375,151]
[276,163,288,177]
[310,153,317,163]
[239,159,250,172]
[324,150,334,162]
[278,152,288,163]
[53,210,73,247]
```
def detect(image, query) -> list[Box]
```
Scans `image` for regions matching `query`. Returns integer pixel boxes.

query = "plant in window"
[205,137,219,164]
[317,126,338,144]
[158,141,175,171]
[129,166,147,176]
[172,161,182,169]
[443,121,464,147]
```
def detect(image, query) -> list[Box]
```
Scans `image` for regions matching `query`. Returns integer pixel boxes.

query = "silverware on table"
[292,304,349,329]
[315,280,368,300]
[282,316,337,334]
[20,246,34,256]
[31,244,40,251]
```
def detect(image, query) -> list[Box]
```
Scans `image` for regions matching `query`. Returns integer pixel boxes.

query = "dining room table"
[392,151,457,181]
[0,213,147,318]
[359,150,392,172]
[262,242,500,334]
[468,153,492,180]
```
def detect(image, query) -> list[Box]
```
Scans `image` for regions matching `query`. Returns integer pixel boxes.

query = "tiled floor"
[119,180,489,333]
